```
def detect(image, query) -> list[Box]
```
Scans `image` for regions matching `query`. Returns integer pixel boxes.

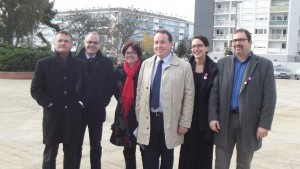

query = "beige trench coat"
[135,53,195,149]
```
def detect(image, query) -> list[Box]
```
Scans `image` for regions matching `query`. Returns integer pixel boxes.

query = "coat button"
[64,91,67,94]
[64,76,67,80]
[64,106,68,109]
[147,127,149,130]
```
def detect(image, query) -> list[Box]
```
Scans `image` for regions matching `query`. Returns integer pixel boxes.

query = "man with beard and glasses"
[209,28,277,169]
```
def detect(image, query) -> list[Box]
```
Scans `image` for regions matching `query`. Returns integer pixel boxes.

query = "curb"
[0,72,34,79]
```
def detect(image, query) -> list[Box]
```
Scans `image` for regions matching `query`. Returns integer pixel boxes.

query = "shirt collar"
[155,52,172,64]
[234,51,252,63]
[85,52,96,59]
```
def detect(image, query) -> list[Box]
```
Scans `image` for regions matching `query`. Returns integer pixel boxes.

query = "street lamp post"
[233,1,242,31]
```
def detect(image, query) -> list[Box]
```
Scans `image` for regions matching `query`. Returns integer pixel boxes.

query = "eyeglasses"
[231,38,248,43]
[85,41,100,45]
[191,44,205,49]
[125,51,137,55]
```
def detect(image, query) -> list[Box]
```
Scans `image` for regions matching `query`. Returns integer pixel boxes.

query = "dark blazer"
[189,55,217,136]
[77,48,114,123]
[31,53,90,145]
[209,53,277,152]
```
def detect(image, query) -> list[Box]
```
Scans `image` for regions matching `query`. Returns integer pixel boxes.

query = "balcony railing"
[269,34,287,40]
[269,20,288,26]
[214,8,231,13]
[214,20,230,26]
[213,34,230,39]
[270,5,289,12]
[267,48,286,54]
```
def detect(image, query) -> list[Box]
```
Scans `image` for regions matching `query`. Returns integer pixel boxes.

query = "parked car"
[295,68,300,80]
[273,65,291,79]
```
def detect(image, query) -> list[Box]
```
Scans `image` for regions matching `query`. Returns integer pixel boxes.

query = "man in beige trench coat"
[135,29,195,169]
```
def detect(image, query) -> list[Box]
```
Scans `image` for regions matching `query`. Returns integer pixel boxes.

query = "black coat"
[31,53,90,145]
[189,55,217,136]
[77,48,114,123]
[110,63,141,147]
[178,55,217,169]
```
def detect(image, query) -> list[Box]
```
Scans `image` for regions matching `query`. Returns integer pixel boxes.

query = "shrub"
[0,44,52,72]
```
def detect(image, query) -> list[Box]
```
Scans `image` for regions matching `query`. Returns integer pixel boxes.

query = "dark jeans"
[43,143,77,169]
[143,113,174,169]
[77,122,103,169]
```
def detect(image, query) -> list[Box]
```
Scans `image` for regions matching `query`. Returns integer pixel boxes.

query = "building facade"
[34,7,194,52]
[194,0,300,62]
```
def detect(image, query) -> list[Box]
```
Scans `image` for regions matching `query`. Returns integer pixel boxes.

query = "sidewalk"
[0,79,299,168]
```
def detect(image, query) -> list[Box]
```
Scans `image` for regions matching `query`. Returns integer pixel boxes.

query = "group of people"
[31,28,276,169]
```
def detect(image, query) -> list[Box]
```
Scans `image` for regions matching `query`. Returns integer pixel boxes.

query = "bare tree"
[107,7,150,56]
[64,9,111,52]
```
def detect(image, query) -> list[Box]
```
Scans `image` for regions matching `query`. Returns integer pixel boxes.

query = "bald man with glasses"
[76,32,114,169]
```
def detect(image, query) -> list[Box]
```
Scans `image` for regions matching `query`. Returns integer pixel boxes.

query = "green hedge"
[0,44,52,72]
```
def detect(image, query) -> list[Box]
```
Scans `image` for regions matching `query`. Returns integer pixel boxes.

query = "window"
[255,29,267,34]
[282,43,286,49]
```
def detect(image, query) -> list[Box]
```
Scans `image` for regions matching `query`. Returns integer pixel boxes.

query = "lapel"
[190,55,212,92]
[168,53,179,68]
[239,54,258,94]
[145,55,156,87]
[227,56,235,97]
[200,56,216,92]
[53,54,66,75]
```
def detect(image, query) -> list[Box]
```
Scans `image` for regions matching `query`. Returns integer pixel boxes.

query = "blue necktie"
[151,60,164,109]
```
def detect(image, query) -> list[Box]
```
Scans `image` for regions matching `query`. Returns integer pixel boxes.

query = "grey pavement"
[0,79,300,169]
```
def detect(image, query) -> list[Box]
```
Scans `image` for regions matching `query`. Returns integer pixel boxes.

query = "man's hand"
[209,120,221,133]
[256,127,269,140]
[178,126,188,135]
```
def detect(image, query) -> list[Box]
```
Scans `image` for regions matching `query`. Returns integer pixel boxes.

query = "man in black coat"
[31,30,90,169]
[76,32,114,169]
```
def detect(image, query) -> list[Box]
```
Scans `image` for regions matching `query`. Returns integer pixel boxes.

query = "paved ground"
[0,79,299,169]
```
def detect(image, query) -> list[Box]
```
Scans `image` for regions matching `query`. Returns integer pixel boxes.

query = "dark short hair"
[193,35,209,47]
[56,30,73,42]
[154,29,173,42]
[122,41,142,58]
[233,28,252,42]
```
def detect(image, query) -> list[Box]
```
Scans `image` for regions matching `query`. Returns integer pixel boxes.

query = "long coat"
[77,48,114,123]
[31,53,90,145]
[110,63,141,148]
[209,53,277,152]
[136,53,195,149]
[189,55,217,134]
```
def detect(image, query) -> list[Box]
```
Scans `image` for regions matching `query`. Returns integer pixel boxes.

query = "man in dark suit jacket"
[31,30,90,169]
[209,28,277,169]
[76,32,114,169]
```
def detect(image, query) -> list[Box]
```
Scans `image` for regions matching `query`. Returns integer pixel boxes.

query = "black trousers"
[43,143,77,169]
[143,113,174,169]
[77,122,103,169]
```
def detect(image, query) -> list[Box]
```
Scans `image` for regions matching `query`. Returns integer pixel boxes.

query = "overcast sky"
[52,0,195,22]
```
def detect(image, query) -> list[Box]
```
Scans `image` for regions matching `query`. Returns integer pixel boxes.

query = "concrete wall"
[194,0,214,52]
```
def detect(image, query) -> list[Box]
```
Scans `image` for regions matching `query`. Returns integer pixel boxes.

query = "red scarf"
[122,59,141,116]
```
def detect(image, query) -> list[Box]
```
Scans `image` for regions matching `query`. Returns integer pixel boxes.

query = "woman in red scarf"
[110,42,143,169]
